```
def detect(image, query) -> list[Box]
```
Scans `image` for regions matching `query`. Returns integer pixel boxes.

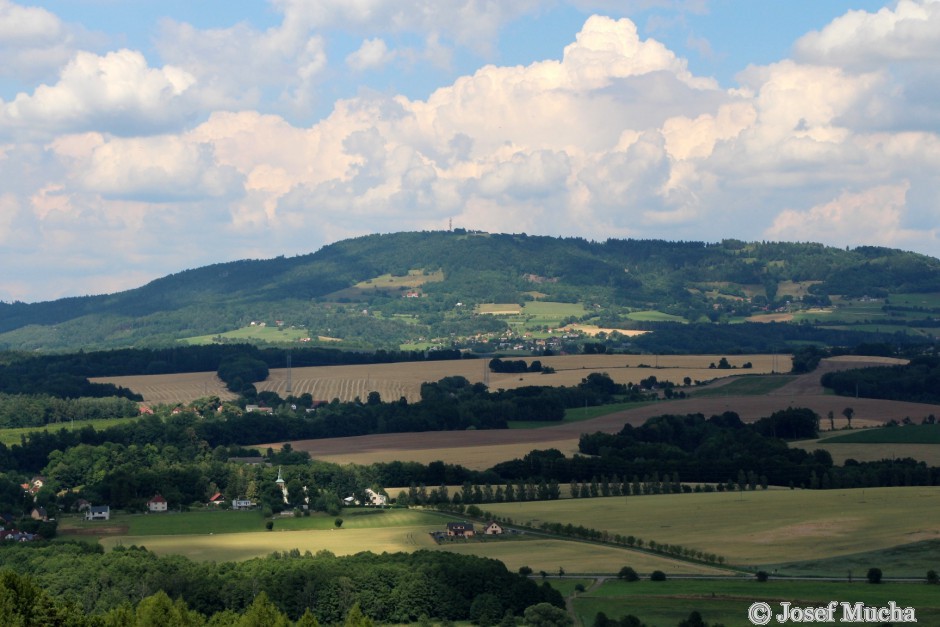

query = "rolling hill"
[2,231,939,352]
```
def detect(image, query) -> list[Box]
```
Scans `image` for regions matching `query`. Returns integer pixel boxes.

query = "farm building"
[446,522,475,537]
[365,488,387,506]
[85,505,110,521]
[483,521,503,535]
[232,498,253,510]
[147,495,168,512]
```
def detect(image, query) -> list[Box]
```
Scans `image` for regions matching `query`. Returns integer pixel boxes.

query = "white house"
[232,498,253,510]
[85,505,110,521]
[365,488,387,506]
[147,495,168,512]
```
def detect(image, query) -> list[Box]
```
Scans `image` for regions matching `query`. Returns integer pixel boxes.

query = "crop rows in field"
[257,353,791,404]
[93,353,791,406]
[90,371,236,405]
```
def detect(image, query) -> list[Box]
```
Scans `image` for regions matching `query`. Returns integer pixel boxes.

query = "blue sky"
[0,1,938,302]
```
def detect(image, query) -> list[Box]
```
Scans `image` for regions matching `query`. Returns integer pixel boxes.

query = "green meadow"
[483,487,940,568]
[688,375,793,397]
[572,578,940,627]
[822,424,940,444]
[626,310,686,323]
[0,416,141,446]
[180,324,313,345]
[508,400,655,429]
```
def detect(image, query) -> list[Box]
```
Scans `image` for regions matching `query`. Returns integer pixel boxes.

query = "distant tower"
[276,466,288,503]
[449,217,452,231]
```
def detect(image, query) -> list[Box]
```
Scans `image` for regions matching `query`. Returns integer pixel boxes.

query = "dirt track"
[271,357,939,470]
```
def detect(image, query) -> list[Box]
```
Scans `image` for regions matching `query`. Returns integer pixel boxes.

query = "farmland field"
[823,424,940,444]
[0,416,142,446]
[92,353,791,406]
[80,507,727,574]
[276,356,938,470]
[571,578,940,627]
[480,487,940,567]
[181,324,312,346]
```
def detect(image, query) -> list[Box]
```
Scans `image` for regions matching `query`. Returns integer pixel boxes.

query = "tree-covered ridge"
[2,231,939,351]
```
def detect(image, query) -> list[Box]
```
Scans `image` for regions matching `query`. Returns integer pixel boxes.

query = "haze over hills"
[2,231,939,352]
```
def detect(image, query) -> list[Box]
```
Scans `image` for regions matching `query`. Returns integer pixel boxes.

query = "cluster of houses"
[431,520,504,541]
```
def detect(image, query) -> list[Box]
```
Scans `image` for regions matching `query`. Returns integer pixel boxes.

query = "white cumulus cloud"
[0,49,196,137]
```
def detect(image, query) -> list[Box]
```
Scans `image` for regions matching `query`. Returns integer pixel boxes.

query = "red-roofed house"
[147,495,168,512]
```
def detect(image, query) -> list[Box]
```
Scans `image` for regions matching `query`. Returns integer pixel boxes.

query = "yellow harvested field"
[92,353,791,405]
[100,525,439,562]
[89,371,237,405]
[558,324,648,337]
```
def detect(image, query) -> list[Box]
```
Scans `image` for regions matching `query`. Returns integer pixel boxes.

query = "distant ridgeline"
[1,231,938,352]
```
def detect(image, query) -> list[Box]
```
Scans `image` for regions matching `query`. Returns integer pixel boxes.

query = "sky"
[1,0,938,303]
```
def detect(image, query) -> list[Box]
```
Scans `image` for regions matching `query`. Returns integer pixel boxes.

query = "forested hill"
[2,231,939,351]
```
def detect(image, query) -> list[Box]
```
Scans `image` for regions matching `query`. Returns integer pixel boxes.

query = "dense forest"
[2,231,939,351]
[0,545,563,623]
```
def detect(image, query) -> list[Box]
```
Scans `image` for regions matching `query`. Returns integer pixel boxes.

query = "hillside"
[2,231,939,352]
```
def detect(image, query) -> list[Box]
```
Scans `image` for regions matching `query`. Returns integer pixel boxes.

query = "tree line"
[0,544,563,623]
[821,354,940,404]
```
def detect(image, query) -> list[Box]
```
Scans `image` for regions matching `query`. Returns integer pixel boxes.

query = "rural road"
[274,358,940,469]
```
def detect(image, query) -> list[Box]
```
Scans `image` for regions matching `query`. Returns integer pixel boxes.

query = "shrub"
[617,566,639,582]
[650,570,667,582]
[866,567,882,584]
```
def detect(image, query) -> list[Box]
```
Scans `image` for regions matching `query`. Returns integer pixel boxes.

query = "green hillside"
[2,231,939,351]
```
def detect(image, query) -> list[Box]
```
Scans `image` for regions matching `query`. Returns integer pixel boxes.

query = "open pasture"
[0,416,142,446]
[822,424,940,445]
[180,325,312,346]
[480,487,940,568]
[572,578,940,627]
[86,508,729,575]
[887,292,940,309]
[434,537,729,576]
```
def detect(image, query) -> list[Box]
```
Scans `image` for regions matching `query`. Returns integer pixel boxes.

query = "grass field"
[74,507,728,575]
[434,537,728,576]
[822,424,940,444]
[625,310,686,323]
[0,416,142,446]
[482,487,940,568]
[181,325,313,346]
[887,292,940,309]
[766,539,940,578]
[688,375,793,397]
[572,578,940,627]
[505,401,656,429]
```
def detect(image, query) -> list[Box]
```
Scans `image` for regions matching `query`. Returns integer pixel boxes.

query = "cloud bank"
[0,1,938,302]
